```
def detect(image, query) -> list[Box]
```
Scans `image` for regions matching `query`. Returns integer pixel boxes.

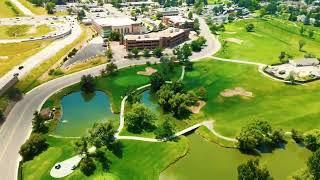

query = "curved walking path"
[0,14,219,179]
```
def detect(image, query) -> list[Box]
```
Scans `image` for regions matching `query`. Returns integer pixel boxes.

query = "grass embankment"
[216,18,320,64]
[17,0,47,15]
[15,26,90,92]
[0,0,23,17]
[0,24,54,39]
[184,59,320,137]
[22,136,189,180]
[0,40,52,77]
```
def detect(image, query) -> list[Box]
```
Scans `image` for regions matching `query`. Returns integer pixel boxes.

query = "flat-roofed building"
[158,7,179,16]
[124,27,189,51]
[92,16,141,38]
[163,16,194,29]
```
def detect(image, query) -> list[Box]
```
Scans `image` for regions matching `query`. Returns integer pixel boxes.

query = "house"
[162,16,194,29]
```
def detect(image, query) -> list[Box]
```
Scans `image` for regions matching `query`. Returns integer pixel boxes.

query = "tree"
[46,2,55,14]
[19,133,48,161]
[158,23,165,30]
[143,48,150,57]
[150,72,166,92]
[238,159,272,180]
[125,103,156,133]
[188,11,193,19]
[74,137,89,156]
[106,62,118,75]
[155,118,176,139]
[80,157,96,176]
[77,10,85,20]
[109,31,120,41]
[278,51,287,63]
[193,18,200,32]
[287,71,295,84]
[80,75,96,93]
[191,39,202,52]
[299,40,306,51]
[236,120,274,152]
[291,129,304,144]
[131,47,140,58]
[105,48,113,59]
[307,149,320,180]
[156,12,163,20]
[32,111,47,133]
[153,47,163,58]
[8,88,22,101]
[246,23,255,32]
[197,86,207,100]
[181,44,192,59]
[88,122,116,149]
[304,129,320,151]
[160,56,175,74]
[168,91,197,118]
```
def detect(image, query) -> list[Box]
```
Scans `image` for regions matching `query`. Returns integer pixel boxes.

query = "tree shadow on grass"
[94,150,112,171]
[110,141,124,159]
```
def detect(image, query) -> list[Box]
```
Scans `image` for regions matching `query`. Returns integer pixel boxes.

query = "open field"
[0,24,53,39]
[184,59,320,137]
[0,0,23,17]
[216,18,320,64]
[0,40,52,77]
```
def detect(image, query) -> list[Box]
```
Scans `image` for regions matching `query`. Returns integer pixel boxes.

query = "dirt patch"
[188,100,206,114]
[225,31,236,34]
[225,38,243,44]
[137,67,157,76]
[220,87,253,98]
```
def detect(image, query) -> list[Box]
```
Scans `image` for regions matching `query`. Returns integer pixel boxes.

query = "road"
[0,15,220,179]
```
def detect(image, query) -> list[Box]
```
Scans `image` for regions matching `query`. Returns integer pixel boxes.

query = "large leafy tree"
[88,122,116,149]
[80,75,96,93]
[19,133,48,161]
[80,157,96,176]
[238,159,272,180]
[125,103,156,133]
[155,117,176,139]
[150,72,166,92]
[74,137,89,156]
[304,129,320,151]
[307,149,320,179]
[32,111,47,133]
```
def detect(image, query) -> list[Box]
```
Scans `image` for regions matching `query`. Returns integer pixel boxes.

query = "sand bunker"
[188,100,206,114]
[220,87,253,98]
[137,67,157,76]
[225,38,243,44]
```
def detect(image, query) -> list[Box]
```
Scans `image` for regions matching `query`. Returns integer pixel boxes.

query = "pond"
[141,90,160,114]
[160,133,312,180]
[53,91,118,137]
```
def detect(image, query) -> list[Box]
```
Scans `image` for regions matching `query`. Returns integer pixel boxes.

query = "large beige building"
[93,16,141,38]
[123,28,190,51]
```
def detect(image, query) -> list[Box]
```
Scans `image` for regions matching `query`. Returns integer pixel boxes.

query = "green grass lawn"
[0,24,54,39]
[183,59,320,137]
[22,136,189,180]
[216,18,320,64]
[0,0,23,17]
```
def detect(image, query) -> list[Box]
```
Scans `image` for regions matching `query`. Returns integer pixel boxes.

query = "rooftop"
[93,16,138,27]
[124,28,187,41]
[164,16,193,24]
